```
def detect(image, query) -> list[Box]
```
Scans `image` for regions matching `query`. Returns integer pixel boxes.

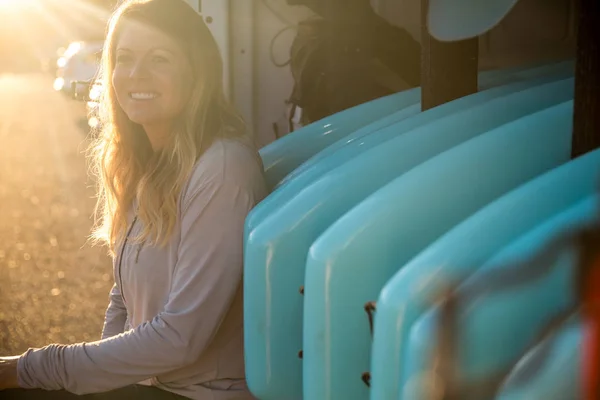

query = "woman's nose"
[129,60,151,79]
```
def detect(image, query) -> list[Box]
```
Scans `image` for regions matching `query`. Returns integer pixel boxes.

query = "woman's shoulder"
[181,136,267,204]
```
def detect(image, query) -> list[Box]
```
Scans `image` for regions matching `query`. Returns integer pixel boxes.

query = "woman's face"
[112,21,192,130]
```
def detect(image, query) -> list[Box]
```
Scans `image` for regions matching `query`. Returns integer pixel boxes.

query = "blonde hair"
[88,0,245,253]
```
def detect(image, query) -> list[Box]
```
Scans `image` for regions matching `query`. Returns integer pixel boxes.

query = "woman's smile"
[129,92,161,100]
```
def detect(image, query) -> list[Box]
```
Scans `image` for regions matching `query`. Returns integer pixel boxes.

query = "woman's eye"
[152,55,169,64]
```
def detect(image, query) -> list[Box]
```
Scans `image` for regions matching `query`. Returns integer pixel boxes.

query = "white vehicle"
[53,41,104,97]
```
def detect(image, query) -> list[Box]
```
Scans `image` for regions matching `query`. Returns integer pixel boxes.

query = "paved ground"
[0,73,112,355]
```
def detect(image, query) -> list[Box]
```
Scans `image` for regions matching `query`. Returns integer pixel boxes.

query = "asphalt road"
[0,73,113,355]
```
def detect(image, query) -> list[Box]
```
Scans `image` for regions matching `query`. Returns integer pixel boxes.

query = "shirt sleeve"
[17,177,258,394]
[100,283,127,340]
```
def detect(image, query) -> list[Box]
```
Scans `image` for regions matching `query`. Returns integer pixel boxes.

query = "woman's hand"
[0,356,20,390]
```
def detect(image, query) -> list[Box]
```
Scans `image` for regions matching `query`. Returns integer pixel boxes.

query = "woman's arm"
[0,357,19,390]
[17,175,260,395]
[101,284,127,340]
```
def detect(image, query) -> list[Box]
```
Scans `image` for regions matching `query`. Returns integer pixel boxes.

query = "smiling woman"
[0,0,266,399]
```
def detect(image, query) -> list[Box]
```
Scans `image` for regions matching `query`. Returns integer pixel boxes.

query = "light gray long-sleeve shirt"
[17,137,268,399]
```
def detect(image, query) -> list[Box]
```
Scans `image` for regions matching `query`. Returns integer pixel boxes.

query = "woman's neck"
[142,122,171,151]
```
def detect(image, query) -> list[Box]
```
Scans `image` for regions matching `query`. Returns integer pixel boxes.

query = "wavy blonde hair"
[88,0,245,254]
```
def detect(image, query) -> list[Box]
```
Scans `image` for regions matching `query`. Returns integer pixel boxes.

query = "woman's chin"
[126,113,160,126]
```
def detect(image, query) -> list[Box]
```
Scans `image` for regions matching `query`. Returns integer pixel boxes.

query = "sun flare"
[0,0,31,12]
[0,0,19,8]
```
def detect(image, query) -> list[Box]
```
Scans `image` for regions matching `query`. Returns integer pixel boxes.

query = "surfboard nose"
[427,0,521,41]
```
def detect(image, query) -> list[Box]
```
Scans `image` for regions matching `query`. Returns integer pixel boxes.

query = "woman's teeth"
[129,92,159,100]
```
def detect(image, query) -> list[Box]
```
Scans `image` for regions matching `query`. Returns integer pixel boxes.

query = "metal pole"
[420,0,479,111]
[571,0,600,158]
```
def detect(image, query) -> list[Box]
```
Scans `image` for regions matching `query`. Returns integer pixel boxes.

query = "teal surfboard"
[427,0,521,41]
[259,89,420,190]
[497,315,582,400]
[403,195,596,398]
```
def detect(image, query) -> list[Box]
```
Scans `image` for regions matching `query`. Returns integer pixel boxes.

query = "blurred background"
[0,0,118,355]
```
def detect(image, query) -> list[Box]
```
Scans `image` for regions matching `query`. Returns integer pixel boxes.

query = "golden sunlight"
[0,0,119,354]
[0,0,25,9]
